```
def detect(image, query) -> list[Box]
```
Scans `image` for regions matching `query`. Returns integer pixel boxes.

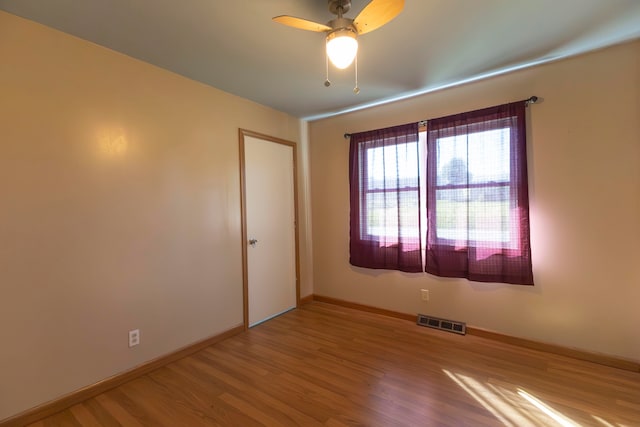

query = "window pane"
[367,142,419,189]
[436,186,511,244]
[436,128,510,185]
[365,190,420,243]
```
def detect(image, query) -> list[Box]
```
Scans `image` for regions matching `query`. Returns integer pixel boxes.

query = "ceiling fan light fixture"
[326,28,358,69]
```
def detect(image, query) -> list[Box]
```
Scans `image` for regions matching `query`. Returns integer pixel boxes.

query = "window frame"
[429,121,520,253]
[358,140,421,246]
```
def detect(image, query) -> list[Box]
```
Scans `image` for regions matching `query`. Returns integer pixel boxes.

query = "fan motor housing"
[328,17,356,32]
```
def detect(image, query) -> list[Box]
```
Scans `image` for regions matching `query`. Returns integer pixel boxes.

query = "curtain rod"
[343,96,539,139]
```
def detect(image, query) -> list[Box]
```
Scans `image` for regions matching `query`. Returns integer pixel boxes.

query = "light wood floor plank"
[26,302,640,426]
[93,394,144,427]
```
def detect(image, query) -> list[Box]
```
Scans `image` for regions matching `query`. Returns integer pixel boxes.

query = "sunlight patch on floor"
[517,388,579,427]
[442,369,626,427]
[442,369,534,426]
[591,414,618,427]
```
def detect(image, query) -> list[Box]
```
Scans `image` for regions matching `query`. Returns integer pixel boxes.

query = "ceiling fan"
[273,0,405,93]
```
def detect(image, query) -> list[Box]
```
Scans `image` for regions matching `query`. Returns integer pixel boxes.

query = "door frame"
[239,129,300,330]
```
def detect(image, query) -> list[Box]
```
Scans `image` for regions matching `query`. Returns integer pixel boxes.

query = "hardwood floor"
[28,303,640,426]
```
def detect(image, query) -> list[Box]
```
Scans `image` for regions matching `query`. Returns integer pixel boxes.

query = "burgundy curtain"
[425,102,534,284]
[349,123,423,272]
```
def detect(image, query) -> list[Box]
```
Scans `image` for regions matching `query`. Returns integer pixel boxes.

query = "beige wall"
[0,11,312,421]
[310,40,640,362]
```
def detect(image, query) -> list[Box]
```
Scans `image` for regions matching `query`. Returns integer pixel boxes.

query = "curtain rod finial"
[344,133,351,139]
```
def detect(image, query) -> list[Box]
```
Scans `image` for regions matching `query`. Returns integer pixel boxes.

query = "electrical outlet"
[128,329,140,347]
[421,289,430,302]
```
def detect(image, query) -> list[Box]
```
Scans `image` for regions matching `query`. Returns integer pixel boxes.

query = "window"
[425,102,533,285]
[349,123,423,272]
[362,141,420,244]
[433,127,513,245]
[349,101,534,285]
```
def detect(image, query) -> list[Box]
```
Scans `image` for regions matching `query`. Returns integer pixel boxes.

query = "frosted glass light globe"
[326,29,358,69]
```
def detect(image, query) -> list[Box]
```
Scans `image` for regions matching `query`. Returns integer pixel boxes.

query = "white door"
[242,133,297,327]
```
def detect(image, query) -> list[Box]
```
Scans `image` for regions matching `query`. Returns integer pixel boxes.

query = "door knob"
[249,238,258,247]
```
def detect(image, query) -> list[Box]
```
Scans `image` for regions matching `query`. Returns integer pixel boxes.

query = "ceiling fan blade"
[353,0,404,35]
[272,15,332,32]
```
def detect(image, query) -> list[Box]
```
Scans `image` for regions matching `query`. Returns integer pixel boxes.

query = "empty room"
[1,1,639,426]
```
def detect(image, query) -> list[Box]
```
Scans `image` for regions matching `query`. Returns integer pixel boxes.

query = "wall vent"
[417,314,466,335]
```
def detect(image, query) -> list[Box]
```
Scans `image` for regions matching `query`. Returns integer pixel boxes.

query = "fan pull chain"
[353,53,360,94]
[324,50,331,87]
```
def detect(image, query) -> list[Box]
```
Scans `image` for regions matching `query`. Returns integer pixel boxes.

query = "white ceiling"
[1,0,639,120]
